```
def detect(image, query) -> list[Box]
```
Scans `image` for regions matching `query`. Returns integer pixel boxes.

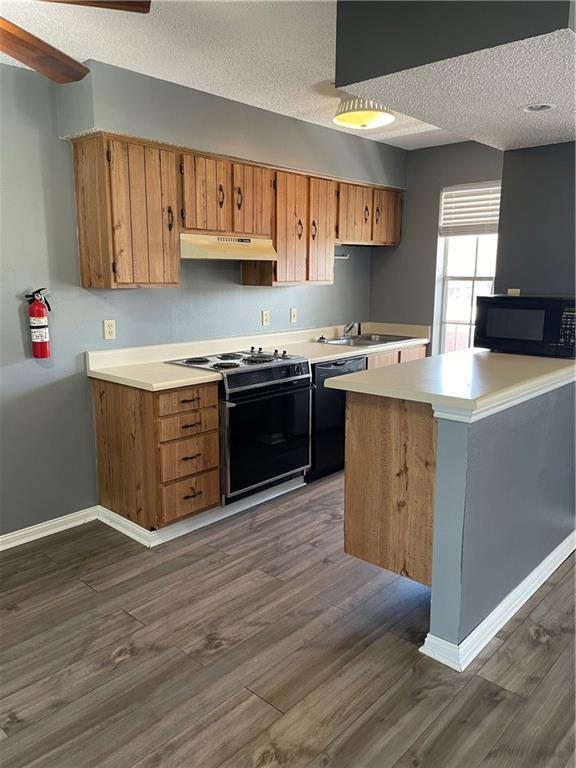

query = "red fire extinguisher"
[26,289,52,359]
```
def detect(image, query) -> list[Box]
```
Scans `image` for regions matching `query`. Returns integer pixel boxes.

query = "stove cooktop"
[168,347,306,374]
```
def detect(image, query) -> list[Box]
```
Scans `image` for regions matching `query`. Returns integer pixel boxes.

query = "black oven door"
[222,383,312,500]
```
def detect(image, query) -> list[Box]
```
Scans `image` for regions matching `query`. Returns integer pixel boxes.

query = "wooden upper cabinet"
[73,134,179,288]
[232,163,275,237]
[308,178,337,282]
[373,188,402,245]
[109,140,180,286]
[275,171,309,283]
[338,183,373,243]
[181,154,233,232]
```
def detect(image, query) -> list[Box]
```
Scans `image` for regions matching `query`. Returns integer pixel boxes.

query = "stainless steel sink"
[324,334,412,347]
[358,334,412,343]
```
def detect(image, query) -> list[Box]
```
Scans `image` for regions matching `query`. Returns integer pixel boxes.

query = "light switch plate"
[103,319,116,340]
[290,307,297,323]
[261,310,270,327]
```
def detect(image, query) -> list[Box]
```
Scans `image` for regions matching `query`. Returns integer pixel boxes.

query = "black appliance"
[169,348,312,502]
[474,296,575,358]
[307,355,367,482]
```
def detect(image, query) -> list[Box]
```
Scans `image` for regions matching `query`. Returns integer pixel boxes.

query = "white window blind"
[439,182,501,237]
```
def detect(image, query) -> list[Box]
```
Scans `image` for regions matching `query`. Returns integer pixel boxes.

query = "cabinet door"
[308,178,337,282]
[275,172,308,283]
[181,154,233,232]
[108,140,179,285]
[232,163,274,236]
[399,345,427,363]
[367,350,399,369]
[373,189,402,245]
[338,183,373,243]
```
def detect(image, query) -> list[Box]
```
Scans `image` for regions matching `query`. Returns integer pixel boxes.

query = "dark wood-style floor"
[0,475,573,767]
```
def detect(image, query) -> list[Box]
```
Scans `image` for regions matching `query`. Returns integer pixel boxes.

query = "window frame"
[439,234,497,352]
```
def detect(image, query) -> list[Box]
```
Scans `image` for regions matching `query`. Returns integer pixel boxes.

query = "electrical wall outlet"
[103,319,116,340]
[290,307,298,324]
[507,288,521,296]
[261,309,270,327]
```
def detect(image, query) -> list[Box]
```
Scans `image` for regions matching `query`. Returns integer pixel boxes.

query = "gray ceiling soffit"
[335,0,571,86]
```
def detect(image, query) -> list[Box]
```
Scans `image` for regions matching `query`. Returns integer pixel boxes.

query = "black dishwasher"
[307,356,367,482]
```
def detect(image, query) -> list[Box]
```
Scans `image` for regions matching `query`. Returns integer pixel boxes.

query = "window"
[437,182,501,353]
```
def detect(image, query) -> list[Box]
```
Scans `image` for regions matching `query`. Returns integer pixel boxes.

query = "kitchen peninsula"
[327,348,575,669]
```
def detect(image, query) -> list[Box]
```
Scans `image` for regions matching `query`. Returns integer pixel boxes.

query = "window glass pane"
[445,280,473,323]
[446,236,477,276]
[472,280,494,320]
[443,324,471,352]
[477,234,498,276]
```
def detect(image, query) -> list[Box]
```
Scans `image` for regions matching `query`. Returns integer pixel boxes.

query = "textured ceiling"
[348,29,576,151]
[0,0,463,150]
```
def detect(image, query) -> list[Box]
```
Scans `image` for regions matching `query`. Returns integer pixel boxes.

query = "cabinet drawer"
[160,432,219,482]
[157,384,219,416]
[161,469,221,524]
[158,407,218,442]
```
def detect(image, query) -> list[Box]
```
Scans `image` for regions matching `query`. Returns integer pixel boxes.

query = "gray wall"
[370,142,504,329]
[0,62,381,535]
[431,385,575,644]
[495,142,576,295]
[335,1,571,85]
[56,61,406,189]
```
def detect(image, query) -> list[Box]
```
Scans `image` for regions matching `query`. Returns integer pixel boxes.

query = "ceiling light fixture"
[333,96,395,130]
[523,103,556,113]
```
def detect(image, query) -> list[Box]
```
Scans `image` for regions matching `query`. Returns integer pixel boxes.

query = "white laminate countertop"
[85,324,430,392]
[325,348,576,421]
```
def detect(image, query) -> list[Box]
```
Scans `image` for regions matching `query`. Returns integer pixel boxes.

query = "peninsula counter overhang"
[325,348,576,422]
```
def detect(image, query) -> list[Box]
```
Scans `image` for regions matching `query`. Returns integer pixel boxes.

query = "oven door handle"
[224,383,315,408]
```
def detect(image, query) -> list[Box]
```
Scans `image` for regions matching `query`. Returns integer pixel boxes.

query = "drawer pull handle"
[180,397,200,404]
[181,453,201,461]
[181,421,202,429]
[182,490,202,500]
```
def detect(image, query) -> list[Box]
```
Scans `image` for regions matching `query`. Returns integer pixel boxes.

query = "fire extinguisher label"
[29,317,48,326]
[31,327,50,342]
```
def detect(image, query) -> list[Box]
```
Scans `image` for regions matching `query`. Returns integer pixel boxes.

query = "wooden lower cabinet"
[344,393,436,585]
[366,344,427,370]
[367,350,400,369]
[93,380,221,529]
[399,345,427,363]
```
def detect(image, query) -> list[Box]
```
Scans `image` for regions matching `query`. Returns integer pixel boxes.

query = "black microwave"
[474,295,575,358]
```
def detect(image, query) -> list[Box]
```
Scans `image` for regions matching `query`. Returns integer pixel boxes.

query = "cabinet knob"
[218,184,225,209]
[297,218,303,240]
[181,421,201,429]
[167,206,174,231]
[375,206,380,224]
[364,205,369,223]
[181,453,201,461]
[180,396,200,404]
[236,186,243,210]
[311,220,317,240]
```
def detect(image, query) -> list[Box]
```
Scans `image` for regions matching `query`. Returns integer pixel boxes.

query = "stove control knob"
[250,346,255,353]
[258,347,263,354]
[274,349,279,356]
[282,350,288,358]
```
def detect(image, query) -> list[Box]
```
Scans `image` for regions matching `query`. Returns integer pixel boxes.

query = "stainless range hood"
[180,233,277,261]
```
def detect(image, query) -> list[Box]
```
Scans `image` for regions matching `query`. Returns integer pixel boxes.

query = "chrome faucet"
[343,322,357,337]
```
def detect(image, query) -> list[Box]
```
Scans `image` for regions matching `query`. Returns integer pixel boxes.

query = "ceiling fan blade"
[0,17,89,83]
[41,0,151,12]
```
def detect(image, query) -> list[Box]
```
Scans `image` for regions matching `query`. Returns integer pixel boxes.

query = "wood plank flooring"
[0,475,573,767]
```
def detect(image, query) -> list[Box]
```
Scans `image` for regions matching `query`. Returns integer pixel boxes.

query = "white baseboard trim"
[0,506,100,551]
[420,530,576,671]
[0,477,305,552]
